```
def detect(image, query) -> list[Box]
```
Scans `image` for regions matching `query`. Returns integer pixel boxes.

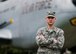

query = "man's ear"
[55,17,56,21]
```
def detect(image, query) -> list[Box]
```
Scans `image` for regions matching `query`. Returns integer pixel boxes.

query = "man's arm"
[48,29,65,49]
[36,28,53,47]
[56,30,64,49]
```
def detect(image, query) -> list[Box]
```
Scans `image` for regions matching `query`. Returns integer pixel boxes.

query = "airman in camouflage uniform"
[36,11,65,54]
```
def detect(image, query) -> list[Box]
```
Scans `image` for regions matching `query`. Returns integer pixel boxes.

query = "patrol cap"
[47,11,55,18]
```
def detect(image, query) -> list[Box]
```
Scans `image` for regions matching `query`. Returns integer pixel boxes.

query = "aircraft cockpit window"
[72,0,76,6]
[0,0,7,2]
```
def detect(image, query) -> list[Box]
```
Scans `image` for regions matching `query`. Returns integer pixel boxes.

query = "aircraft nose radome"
[72,0,76,6]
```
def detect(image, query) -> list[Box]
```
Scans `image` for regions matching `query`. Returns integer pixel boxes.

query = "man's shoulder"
[55,27,64,33]
[56,27,63,30]
[37,27,46,33]
[38,27,46,31]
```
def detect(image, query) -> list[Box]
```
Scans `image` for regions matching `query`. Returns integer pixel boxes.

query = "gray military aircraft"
[0,0,76,51]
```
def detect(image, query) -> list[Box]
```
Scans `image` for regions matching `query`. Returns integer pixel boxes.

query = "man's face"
[46,16,56,26]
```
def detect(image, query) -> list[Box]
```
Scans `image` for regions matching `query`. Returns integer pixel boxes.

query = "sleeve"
[36,28,53,47]
[52,29,65,49]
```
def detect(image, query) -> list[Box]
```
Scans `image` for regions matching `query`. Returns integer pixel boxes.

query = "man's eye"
[47,17,54,19]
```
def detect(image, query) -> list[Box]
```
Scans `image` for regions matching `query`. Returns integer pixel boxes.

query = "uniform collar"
[45,26,57,33]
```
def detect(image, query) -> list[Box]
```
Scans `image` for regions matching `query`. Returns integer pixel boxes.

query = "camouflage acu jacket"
[36,26,65,54]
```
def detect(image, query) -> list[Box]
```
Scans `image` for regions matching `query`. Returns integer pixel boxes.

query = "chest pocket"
[48,31,56,38]
[43,30,56,39]
[42,31,48,39]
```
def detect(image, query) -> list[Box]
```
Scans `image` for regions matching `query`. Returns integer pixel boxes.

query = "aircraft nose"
[72,0,76,6]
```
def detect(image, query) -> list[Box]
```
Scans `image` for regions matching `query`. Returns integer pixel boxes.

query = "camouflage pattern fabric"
[36,27,65,54]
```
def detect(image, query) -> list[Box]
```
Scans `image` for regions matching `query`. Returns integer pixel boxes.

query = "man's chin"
[48,23,53,25]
